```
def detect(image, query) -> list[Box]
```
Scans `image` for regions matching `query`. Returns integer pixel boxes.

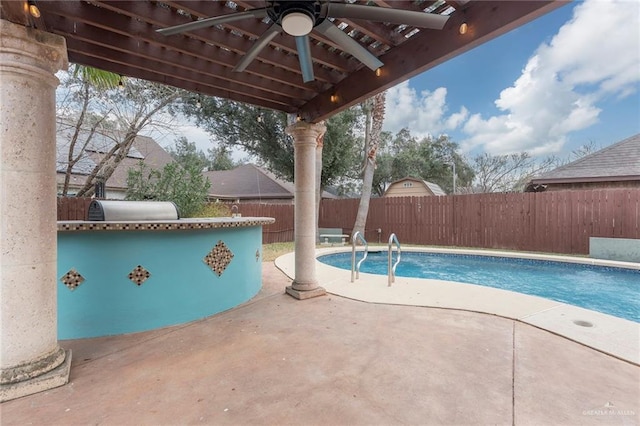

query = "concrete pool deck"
[2,260,638,425]
[278,247,640,365]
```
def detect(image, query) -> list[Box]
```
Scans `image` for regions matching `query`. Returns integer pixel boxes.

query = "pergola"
[0,0,565,401]
[1,0,564,121]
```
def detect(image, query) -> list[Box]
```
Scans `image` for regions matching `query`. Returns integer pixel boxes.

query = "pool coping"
[275,247,640,365]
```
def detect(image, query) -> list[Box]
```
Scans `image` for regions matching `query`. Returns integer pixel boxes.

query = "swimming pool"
[318,251,640,322]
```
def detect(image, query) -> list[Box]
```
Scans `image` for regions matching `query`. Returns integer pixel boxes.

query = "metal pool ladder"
[388,233,401,286]
[351,231,369,282]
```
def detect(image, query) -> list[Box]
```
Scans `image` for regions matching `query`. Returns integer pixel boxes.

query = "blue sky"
[383,0,640,159]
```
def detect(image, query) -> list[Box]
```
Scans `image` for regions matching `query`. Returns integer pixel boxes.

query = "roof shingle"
[532,133,640,183]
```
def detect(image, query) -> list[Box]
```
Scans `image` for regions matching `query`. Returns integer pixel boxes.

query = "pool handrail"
[351,231,369,282]
[388,233,401,286]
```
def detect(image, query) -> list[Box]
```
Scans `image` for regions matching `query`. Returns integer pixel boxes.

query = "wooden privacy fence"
[58,189,640,254]
[237,203,294,244]
[318,189,640,255]
[57,197,93,221]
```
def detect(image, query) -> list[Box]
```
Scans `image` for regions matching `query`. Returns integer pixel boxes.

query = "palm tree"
[352,91,386,238]
[73,64,121,89]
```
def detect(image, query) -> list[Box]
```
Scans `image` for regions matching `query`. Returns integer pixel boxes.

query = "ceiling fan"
[157,1,450,83]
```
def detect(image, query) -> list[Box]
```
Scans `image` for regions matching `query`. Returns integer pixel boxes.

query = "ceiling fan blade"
[233,24,281,73]
[157,8,268,36]
[295,36,315,83]
[328,3,449,30]
[315,21,383,71]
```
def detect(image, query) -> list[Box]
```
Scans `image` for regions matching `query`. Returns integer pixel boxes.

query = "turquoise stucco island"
[57,218,274,339]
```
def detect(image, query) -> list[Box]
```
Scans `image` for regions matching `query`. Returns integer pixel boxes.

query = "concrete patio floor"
[2,262,638,425]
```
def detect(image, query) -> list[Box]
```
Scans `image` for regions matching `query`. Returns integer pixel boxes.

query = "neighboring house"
[56,126,175,199]
[383,177,446,197]
[203,163,338,204]
[526,133,640,192]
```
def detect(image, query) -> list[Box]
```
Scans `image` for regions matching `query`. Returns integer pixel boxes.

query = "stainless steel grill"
[88,200,180,221]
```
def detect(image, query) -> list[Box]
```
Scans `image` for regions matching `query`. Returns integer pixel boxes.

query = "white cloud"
[383,0,639,156]
[384,81,468,139]
[460,0,639,155]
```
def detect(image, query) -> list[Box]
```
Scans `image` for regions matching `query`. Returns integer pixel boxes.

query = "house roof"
[204,163,337,200]
[204,164,292,200]
[530,133,640,184]
[1,1,564,123]
[385,176,446,196]
[56,128,174,190]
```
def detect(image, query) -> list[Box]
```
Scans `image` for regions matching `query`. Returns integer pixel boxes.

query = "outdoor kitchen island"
[57,216,274,339]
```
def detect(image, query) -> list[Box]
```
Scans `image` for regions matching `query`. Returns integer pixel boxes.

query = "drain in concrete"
[573,319,594,327]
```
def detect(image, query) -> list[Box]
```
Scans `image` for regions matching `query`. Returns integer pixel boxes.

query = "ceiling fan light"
[27,1,41,18]
[282,11,314,36]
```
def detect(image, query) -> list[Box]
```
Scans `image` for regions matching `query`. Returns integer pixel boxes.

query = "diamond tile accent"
[128,265,151,286]
[60,269,85,291]
[204,240,234,276]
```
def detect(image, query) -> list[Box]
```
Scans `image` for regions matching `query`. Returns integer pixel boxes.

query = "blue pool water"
[318,251,640,322]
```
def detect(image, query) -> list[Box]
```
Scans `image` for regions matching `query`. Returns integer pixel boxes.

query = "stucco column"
[285,121,326,299]
[0,19,71,401]
[315,129,324,242]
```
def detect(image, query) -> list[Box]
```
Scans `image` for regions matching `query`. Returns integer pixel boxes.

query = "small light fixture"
[27,1,40,18]
[375,67,382,77]
[459,21,468,35]
[118,75,124,90]
[257,114,264,123]
[196,96,202,109]
[330,94,338,103]
[281,11,314,36]
[296,114,302,122]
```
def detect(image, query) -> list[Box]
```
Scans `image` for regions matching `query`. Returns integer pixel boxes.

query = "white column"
[0,19,71,401]
[315,130,324,242]
[285,121,326,299]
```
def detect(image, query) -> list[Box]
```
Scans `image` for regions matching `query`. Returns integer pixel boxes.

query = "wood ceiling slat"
[45,14,311,102]
[166,0,356,73]
[92,0,343,82]
[299,0,566,122]
[229,0,398,68]
[1,0,567,122]
[62,36,302,107]
[68,50,296,112]
[333,19,403,49]
[230,0,402,51]
[37,0,328,91]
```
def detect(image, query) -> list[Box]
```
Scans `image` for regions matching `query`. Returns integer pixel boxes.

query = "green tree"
[321,107,363,189]
[208,145,237,171]
[167,136,209,171]
[167,136,239,172]
[126,161,210,217]
[373,130,473,195]
[182,96,361,191]
[184,98,292,177]
[57,65,187,197]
